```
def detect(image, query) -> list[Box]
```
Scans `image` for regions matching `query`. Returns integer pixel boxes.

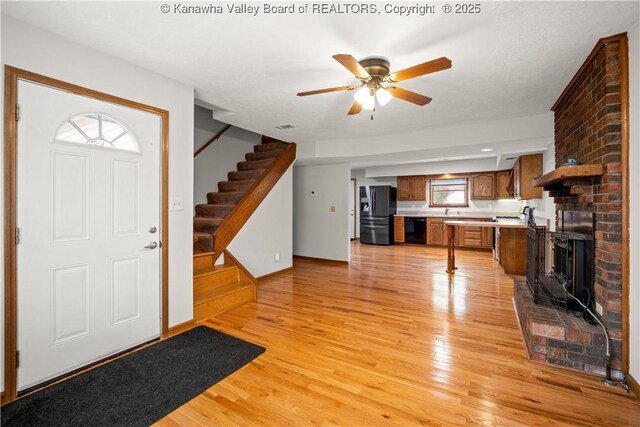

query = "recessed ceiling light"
[275,124,295,130]
[481,148,493,152]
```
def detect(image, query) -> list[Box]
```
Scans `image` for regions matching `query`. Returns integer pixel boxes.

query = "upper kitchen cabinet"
[470,173,495,200]
[397,175,427,201]
[510,154,543,199]
[495,170,511,199]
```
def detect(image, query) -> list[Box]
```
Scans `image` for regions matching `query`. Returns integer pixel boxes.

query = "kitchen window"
[429,178,469,207]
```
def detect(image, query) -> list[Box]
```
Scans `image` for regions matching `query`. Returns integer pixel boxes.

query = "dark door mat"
[1,326,265,427]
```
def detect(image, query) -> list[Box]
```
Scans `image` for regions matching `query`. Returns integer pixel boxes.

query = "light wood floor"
[157,243,640,426]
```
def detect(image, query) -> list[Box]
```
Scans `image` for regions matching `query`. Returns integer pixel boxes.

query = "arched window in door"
[54,113,140,152]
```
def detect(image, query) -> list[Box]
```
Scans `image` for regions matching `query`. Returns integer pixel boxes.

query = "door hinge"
[16,350,20,368]
[15,227,20,245]
[15,104,20,122]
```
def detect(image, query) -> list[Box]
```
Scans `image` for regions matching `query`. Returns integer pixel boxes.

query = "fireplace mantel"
[532,164,603,190]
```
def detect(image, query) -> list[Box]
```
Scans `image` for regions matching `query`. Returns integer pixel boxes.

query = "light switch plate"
[170,197,184,211]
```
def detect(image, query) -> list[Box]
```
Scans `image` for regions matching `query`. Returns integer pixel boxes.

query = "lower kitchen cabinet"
[458,226,483,248]
[482,226,494,249]
[426,218,494,249]
[394,216,405,243]
[499,227,527,275]
[427,218,445,245]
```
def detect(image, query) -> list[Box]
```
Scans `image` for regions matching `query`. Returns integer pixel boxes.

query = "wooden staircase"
[192,135,296,320]
[193,250,257,321]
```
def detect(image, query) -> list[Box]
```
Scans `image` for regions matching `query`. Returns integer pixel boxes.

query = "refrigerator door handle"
[371,188,376,213]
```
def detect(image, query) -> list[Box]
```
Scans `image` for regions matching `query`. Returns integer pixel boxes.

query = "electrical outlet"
[170,197,183,211]
[595,302,604,316]
[274,252,280,262]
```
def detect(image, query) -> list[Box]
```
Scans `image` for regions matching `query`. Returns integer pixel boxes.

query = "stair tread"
[194,263,237,278]
[228,169,265,181]
[218,180,255,193]
[218,180,255,184]
[193,281,254,305]
[193,232,214,253]
[194,203,236,219]
[245,149,283,161]
[237,159,273,170]
[255,141,288,152]
[195,203,236,208]
[194,217,224,224]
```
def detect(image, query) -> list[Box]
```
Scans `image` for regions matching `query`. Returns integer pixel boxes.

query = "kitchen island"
[443,219,528,275]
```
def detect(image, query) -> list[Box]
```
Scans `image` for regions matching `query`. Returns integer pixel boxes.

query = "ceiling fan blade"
[333,54,371,79]
[387,87,432,106]
[347,101,362,115]
[387,57,452,82]
[297,86,355,96]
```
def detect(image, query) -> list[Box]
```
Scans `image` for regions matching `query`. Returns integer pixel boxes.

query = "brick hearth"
[513,278,619,378]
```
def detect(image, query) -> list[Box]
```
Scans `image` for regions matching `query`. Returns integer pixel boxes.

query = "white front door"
[16,80,161,391]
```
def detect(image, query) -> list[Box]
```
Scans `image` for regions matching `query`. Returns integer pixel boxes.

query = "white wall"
[228,167,293,277]
[293,164,350,261]
[627,19,639,387]
[0,14,195,343]
[193,106,260,207]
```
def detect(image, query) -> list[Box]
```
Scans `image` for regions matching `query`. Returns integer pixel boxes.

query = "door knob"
[149,226,157,234]
[144,242,158,249]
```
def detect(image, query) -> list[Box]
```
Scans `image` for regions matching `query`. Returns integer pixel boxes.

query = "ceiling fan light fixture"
[375,87,392,106]
[354,86,371,105]
[360,95,375,110]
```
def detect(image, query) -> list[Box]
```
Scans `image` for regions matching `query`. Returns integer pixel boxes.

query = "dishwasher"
[404,217,427,244]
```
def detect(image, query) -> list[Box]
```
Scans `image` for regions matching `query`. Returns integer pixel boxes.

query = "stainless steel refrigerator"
[360,185,397,245]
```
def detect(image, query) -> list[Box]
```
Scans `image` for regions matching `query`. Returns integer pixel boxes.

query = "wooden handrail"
[194,124,232,157]
[212,142,296,261]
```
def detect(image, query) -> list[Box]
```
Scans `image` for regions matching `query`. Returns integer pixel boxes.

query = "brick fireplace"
[514,33,629,379]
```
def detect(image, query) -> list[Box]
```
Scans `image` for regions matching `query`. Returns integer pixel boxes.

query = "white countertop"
[443,219,527,228]
[395,212,519,219]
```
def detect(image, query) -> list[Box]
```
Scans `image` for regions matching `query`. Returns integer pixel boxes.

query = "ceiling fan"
[297,54,452,116]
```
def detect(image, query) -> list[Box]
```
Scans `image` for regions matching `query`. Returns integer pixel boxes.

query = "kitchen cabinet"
[471,173,495,200]
[510,154,543,200]
[427,218,446,246]
[458,226,483,247]
[482,226,494,249]
[427,217,493,249]
[499,227,527,275]
[495,170,511,199]
[397,176,426,201]
[394,216,405,243]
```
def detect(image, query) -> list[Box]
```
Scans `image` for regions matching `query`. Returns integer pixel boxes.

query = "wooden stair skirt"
[193,250,257,321]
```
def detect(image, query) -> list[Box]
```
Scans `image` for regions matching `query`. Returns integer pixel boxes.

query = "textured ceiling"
[3,1,638,148]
